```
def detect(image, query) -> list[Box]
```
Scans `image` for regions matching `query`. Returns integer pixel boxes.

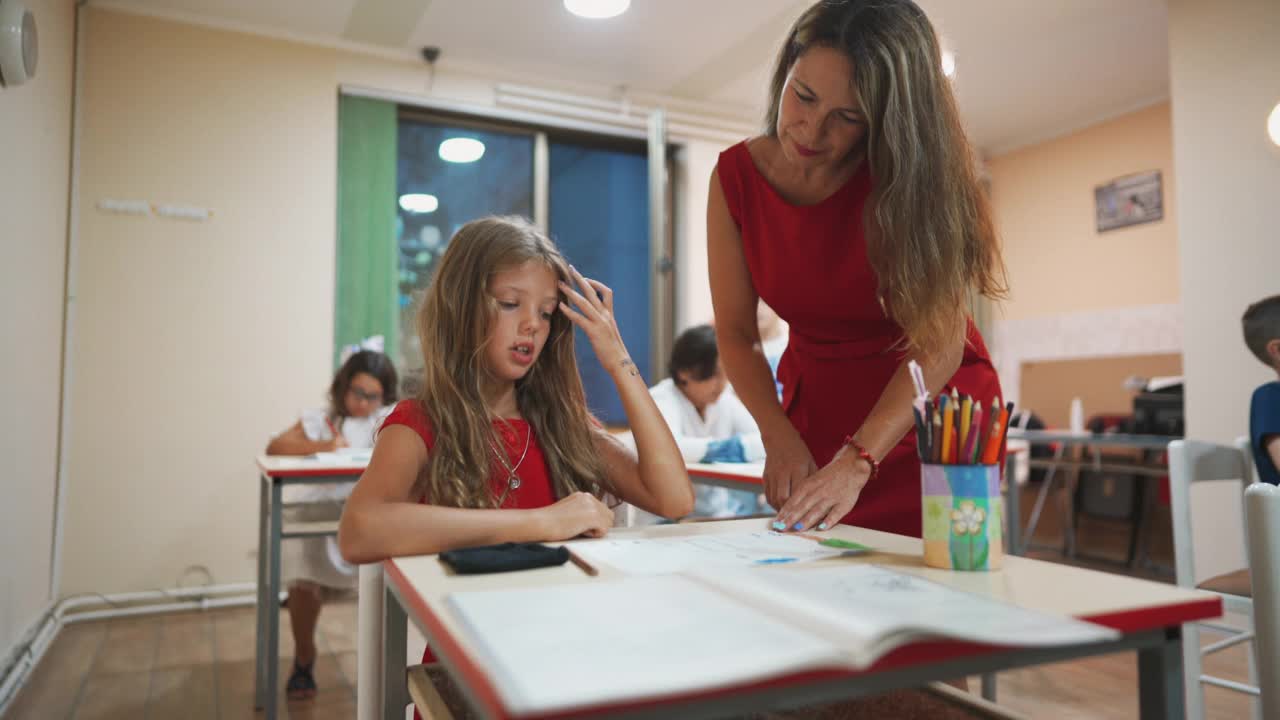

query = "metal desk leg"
[1004,455,1021,556]
[254,474,270,709]
[265,481,283,720]
[1023,443,1065,549]
[357,564,385,720]
[383,580,410,720]
[1064,446,1084,558]
[1138,627,1185,720]
[981,672,997,702]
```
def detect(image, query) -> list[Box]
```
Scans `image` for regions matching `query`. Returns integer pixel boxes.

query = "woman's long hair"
[413,216,610,507]
[764,0,1007,353]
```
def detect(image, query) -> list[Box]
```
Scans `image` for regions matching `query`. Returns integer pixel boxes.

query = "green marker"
[818,538,872,552]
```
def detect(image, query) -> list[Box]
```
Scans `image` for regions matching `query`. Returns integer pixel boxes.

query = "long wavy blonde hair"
[765,0,1007,354]
[413,216,611,507]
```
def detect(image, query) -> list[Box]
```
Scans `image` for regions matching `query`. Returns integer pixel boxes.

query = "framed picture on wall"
[1095,170,1163,232]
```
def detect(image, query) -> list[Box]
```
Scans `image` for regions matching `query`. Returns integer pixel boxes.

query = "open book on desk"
[446,564,1118,716]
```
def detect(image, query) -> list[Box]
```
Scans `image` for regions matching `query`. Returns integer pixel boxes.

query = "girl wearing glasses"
[265,347,398,700]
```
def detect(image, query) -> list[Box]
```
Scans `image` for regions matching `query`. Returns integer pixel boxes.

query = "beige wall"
[988,102,1179,323]
[0,0,75,656]
[63,8,729,595]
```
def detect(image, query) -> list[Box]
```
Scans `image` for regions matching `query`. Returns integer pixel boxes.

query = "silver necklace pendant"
[508,474,521,490]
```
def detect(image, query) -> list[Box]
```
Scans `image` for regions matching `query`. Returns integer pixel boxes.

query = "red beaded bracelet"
[842,436,880,481]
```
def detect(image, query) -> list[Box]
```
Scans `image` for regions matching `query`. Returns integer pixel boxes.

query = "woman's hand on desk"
[762,428,817,510]
[541,492,615,540]
[774,451,869,532]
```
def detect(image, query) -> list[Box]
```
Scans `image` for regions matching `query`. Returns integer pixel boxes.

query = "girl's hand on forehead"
[558,265,634,376]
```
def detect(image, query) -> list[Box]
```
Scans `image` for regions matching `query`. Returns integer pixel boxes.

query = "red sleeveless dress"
[381,399,558,706]
[717,140,1003,538]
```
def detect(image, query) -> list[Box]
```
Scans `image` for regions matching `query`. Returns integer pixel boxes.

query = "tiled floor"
[2,483,1258,719]
[4,602,360,720]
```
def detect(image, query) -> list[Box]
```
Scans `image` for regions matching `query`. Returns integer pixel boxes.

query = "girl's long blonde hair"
[413,216,610,507]
[765,0,1007,354]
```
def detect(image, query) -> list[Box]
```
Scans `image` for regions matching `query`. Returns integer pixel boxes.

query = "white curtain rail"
[494,83,758,133]
[495,94,747,145]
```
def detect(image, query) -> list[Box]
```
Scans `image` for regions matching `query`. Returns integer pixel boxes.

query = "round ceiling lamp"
[564,0,630,20]
[398,194,439,214]
[438,137,485,164]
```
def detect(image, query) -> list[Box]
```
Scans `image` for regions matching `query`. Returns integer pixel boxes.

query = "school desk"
[368,517,1219,720]
[1007,430,1179,570]
[685,461,765,493]
[688,458,1025,558]
[253,454,367,719]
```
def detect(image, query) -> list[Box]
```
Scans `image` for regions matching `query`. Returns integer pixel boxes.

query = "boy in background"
[1243,294,1280,485]
[650,324,767,516]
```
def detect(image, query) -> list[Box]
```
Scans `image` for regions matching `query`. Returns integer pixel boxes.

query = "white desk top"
[1006,429,1177,451]
[385,517,1220,719]
[256,454,369,478]
[686,462,764,484]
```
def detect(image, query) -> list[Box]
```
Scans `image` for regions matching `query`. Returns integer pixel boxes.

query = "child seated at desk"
[265,345,398,700]
[649,324,768,517]
[336,216,694,719]
[1243,294,1280,485]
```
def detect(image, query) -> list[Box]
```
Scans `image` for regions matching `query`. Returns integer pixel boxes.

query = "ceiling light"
[398,193,438,214]
[941,50,956,79]
[564,0,630,20]
[1268,101,1280,148]
[438,137,485,163]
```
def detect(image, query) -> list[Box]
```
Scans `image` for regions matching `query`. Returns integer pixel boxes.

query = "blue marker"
[754,557,799,565]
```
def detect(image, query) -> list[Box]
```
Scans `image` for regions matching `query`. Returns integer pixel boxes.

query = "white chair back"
[1245,483,1280,719]
[1167,439,1259,719]
[1168,439,1254,588]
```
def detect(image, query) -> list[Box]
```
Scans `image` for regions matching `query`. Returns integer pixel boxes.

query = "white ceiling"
[97,0,1171,156]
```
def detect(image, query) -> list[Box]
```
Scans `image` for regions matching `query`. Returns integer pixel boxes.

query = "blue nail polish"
[792,522,804,531]
[818,523,829,531]
[771,521,786,531]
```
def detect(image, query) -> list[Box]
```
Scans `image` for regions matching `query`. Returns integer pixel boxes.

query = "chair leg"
[1183,622,1205,719]
[1127,477,1152,569]
[1246,634,1263,720]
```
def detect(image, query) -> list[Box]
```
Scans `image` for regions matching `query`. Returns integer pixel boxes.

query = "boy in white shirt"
[650,324,767,516]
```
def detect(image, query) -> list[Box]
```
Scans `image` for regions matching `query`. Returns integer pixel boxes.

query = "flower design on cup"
[949,500,988,570]
[950,500,986,535]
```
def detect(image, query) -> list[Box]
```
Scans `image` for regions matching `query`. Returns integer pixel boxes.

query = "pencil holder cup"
[921,463,1003,571]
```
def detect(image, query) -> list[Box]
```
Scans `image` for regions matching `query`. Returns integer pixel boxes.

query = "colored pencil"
[982,401,1010,465]
[968,402,984,464]
[940,393,953,464]
[566,548,599,577]
[936,407,947,461]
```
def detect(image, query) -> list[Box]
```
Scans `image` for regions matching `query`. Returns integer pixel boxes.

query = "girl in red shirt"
[337,213,694,560]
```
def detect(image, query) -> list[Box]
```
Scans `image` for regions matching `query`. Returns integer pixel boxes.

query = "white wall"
[1168,0,1280,582]
[0,0,75,664]
[62,7,739,596]
[673,140,730,331]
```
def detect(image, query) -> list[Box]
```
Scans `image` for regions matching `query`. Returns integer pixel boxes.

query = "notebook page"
[694,565,1119,668]
[568,530,850,575]
[445,574,838,715]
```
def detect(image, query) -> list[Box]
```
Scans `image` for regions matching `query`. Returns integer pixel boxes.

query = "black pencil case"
[438,542,570,574]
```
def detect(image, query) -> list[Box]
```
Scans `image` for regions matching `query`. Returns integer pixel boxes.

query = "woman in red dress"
[709,0,1007,538]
